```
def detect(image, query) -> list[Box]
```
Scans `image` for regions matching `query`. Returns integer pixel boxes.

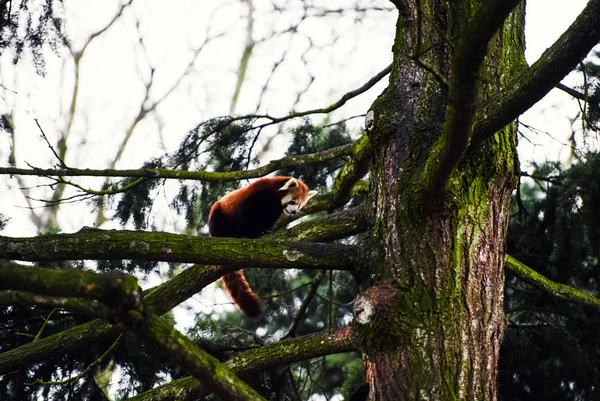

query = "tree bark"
[0,229,354,270]
[355,1,525,399]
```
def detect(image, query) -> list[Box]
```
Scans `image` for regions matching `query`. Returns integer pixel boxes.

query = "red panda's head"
[278,177,317,215]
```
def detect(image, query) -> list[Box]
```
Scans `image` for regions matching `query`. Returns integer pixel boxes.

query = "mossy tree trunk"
[355,1,526,399]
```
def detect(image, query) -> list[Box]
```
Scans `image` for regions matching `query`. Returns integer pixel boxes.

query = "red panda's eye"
[289,201,297,205]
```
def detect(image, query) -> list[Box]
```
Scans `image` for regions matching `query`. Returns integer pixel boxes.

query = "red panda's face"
[278,178,318,215]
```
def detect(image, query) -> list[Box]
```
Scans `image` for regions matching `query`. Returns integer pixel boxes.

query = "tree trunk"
[355,1,525,399]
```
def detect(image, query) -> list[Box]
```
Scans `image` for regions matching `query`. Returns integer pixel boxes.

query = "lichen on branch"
[505,254,600,313]
[0,229,355,271]
[125,328,355,401]
[0,261,141,311]
[0,262,266,401]
[0,210,364,376]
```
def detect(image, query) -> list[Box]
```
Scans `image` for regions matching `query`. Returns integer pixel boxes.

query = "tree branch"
[119,307,266,401]
[274,180,369,229]
[269,204,370,242]
[329,135,372,210]
[0,262,141,310]
[504,255,600,313]
[274,134,371,229]
[0,142,353,182]
[0,262,231,375]
[125,328,355,401]
[0,262,265,401]
[420,0,523,194]
[0,290,111,318]
[0,230,355,270]
[0,211,363,375]
[555,82,586,100]
[470,0,600,146]
[226,63,392,127]
[283,270,325,339]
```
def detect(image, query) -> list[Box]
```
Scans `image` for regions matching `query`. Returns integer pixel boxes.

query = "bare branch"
[0,142,353,182]
[471,0,600,147]
[45,0,136,226]
[228,63,392,127]
[34,119,67,167]
[555,82,586,100]
[230,0,255,115]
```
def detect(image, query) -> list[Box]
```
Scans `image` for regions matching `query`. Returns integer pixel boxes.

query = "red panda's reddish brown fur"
[208,176,317,317]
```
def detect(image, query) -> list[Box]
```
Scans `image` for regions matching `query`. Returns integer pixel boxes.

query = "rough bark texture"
[355,1,525,399]
[0,229,354,270]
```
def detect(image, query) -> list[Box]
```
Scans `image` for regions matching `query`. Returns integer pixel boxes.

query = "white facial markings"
[281,192,303,215]
[279,182,317,216]
[281,193,294,215]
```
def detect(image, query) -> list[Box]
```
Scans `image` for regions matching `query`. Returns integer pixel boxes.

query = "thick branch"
[268,204,370,242]
[0,290,111,318]
[125,328,354,401]
[0,142,352,182]
[0,262,141,310]
[505,255,600,313]
[0,213,361,375]
[420,0,522,194]
[329,135,372,209]
[0,230,355,270]
[0,263,232,375]
[471,0,600,146]
[0,262,264,401]
[120,307,265,401]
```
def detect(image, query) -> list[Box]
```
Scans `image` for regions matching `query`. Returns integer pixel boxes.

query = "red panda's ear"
[279,177,298,191]
[307,190,318,200]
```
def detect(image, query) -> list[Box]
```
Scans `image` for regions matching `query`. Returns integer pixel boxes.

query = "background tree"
[1,1,600,401]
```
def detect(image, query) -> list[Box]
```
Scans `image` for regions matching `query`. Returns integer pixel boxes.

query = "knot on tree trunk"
[353,281,405,353]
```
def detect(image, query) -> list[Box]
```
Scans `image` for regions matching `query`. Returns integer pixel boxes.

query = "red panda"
[208,176,317,317]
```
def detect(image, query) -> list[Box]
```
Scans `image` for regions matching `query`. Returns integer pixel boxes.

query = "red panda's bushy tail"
[221,270,262,318]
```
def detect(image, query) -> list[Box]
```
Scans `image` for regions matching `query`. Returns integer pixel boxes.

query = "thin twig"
[34,119,67,168]
[227,63,392,127]
[26,334,123,386]
[283,270,325,339]
[1,142,354,182]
